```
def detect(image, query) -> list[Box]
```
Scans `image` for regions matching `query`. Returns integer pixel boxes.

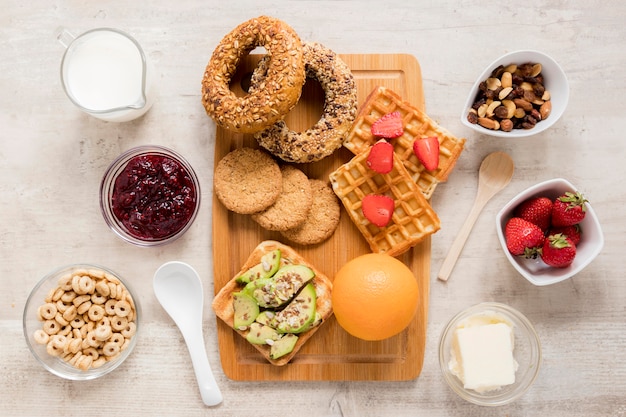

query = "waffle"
[344,86,466,199]
[329,149,441,257]
[212,240,333,366]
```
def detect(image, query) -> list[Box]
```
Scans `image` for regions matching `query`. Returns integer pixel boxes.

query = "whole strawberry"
[514,196,553,232]
[552,191,587,227]
[548,224,582,246]
[505,217,545,257]
[540,233,576,268]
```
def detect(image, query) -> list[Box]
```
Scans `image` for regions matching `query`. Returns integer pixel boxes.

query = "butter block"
[451,322,518,393]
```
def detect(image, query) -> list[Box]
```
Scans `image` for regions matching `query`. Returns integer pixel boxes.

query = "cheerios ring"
[201,16,306,134]
[38,303,57,320]
[253,42,358,163]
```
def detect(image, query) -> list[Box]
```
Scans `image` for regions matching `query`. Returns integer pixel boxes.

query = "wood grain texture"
[212,54,430,381]
[1,1,625,416]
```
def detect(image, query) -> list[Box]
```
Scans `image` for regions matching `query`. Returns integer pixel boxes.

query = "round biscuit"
[214,147,282,214]
[251,165,313,231]
[280,179,340,245]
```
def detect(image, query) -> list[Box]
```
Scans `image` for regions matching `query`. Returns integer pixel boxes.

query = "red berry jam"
[111,154,197,241]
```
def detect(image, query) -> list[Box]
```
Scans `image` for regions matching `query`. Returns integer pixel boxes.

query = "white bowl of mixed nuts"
[461,50,569,138]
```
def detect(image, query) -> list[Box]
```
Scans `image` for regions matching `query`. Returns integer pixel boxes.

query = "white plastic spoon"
[153,261,223,406]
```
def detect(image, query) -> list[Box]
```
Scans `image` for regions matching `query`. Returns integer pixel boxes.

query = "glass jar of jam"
[100,145,200,246]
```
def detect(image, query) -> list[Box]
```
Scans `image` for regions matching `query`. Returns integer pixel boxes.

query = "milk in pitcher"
[60,28,155,122]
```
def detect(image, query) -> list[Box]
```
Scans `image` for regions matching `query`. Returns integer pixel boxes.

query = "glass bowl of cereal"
[23,263,140,380]
[438,302,541,406]
[100,145,201,246]
[461,50,569,138]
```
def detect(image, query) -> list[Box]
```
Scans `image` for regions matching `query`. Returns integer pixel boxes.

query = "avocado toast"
[212,240,333,366]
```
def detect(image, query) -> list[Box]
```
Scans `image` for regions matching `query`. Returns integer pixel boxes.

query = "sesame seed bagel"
[201,16,306,134]
[253,42,358,163]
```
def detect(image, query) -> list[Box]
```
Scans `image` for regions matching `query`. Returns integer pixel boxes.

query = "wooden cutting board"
[212,53,430,381]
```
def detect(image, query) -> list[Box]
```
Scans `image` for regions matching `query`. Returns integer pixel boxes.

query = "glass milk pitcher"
[57,27,157,122]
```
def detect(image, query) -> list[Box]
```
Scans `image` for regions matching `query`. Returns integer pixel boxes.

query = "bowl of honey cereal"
[23,263,140,380]
[100,145,201,246]
[461,50,569,138]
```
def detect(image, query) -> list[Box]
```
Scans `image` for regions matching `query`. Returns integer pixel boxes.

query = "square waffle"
[344,86,466,199]
[329,149,441,257]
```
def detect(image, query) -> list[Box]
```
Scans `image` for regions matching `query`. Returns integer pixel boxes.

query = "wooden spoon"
[437,151,515,282]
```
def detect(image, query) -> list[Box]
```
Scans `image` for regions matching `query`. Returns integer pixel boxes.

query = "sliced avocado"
[298,311,323,333]
[269,333,299,360]
[232,291,259,330]
[254,310,275,326]
[243,277,272,302]
[246,322,280,345]
[271,283,317,334]
[311,311,322,327]
[245,264,315,309]
[236,249,282,284]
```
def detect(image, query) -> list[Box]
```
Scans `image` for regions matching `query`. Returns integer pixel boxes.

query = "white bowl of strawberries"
[496,178,604,286]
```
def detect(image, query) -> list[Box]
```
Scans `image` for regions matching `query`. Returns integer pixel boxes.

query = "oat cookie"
[214,147,282,214]
[280,179,340,245]
[251,165,313,231]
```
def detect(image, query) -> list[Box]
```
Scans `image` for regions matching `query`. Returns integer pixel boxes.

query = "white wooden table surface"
[1,1,624,416]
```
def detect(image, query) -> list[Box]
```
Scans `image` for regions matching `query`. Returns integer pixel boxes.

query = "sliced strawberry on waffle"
[371,111,403,139]
[361,194,395,227]
[413,136,440,171]
[366,140,394,174]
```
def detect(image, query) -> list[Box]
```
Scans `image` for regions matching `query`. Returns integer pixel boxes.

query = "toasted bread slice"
[212,240,333,366]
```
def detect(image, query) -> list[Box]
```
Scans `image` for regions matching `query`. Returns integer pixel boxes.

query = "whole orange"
[332,253,419,341]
